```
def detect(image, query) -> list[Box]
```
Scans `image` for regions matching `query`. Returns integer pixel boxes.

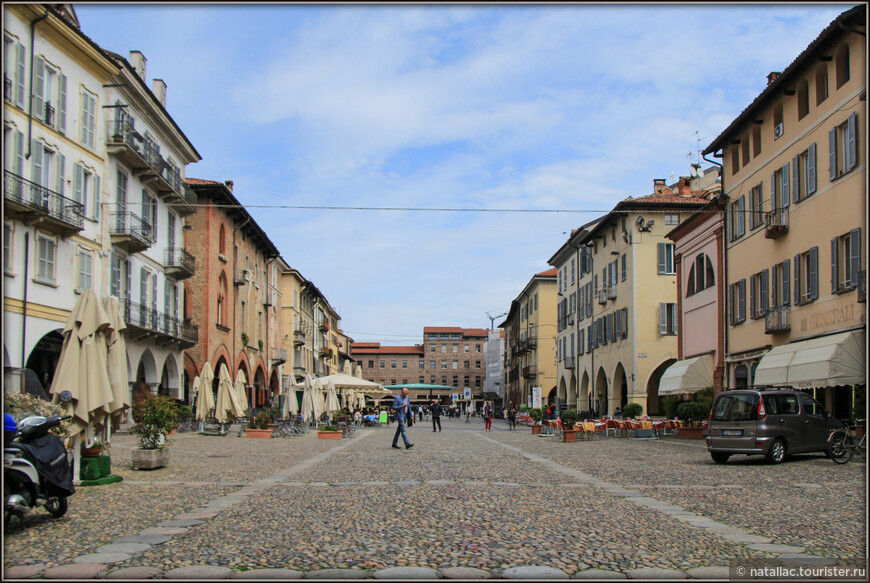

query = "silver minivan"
[706,389,842,464]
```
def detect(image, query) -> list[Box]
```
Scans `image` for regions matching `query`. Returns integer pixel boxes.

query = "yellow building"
[500,269,557,410]
[703,5,865,419]
[548,177,716,417]
[279,266,312,379]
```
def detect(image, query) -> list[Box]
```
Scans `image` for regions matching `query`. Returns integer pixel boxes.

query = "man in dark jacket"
[429,400,442,432]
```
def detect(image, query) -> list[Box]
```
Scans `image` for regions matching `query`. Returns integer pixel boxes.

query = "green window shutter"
[831,237,839,293]
[657,243,666,274]
[807,143,817,195]
[33,57,44,121]
[845,112,857,172]
[14,130,24,176]
[783,259,790,305]
[56,153,65,196]
[829,127,838,180]
[809,246,819,300]
[57,73,66,133]
[94,174,101,221]
[30,140,43,186]
[791,155,800,203]
[73,163,84,206]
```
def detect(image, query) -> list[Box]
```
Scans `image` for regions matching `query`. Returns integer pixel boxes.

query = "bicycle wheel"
[828,430,853,464]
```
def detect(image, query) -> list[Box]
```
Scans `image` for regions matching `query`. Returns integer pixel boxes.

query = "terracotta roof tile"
[537,268,557,277]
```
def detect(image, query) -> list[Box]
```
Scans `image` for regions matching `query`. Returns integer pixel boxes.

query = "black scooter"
[4,390,75,531]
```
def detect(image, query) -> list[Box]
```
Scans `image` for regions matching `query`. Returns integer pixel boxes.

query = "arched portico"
[647,359,677,416]
[614,363,629,410]
[594,367,609,417]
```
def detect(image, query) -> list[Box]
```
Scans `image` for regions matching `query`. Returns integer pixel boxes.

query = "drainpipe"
[26,9,49,159]
[20,233,29,369]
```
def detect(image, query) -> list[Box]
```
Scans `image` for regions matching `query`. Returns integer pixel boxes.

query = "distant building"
[483,329,505,399]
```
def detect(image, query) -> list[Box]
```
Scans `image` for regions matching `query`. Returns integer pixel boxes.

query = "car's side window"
[777,394,799,415]
[798,394,823,416]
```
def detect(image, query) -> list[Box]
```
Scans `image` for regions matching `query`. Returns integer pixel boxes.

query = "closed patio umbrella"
[215,363,244,424]
[195,362,215,421]
[282,375,300,417]
[102,296,129,436]
[324,380,341,415]
[234,370,249,417]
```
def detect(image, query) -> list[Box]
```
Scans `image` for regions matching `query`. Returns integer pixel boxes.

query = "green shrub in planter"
[622,403,643,419]
[133,393,180,450]
[249,409,273,430]
[676,401,711,424]
[559,410,578,428]
[529,408,543,423]
[320,425,339,432]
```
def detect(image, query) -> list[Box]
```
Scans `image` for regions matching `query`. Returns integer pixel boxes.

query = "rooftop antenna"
[485,311,507,330]
[690,131,705,178]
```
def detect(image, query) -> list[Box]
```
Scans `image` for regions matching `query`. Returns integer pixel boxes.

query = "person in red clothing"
[483,401,493,431]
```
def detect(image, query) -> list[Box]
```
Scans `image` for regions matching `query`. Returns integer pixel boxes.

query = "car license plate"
[721,429,743,436]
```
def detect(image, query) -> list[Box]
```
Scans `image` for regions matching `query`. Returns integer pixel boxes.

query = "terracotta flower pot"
[677,427,705,439]
[532,425,542,435]
[562,430,578,443]
[317,431,342,440]
[81,446,103,458]
[246,428,273,438]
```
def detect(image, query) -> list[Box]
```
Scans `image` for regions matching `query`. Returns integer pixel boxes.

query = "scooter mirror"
[59,390,73,403]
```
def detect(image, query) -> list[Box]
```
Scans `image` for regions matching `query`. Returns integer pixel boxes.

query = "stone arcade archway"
[647,359,677,416]
[24,329,63,391]
[614,363,629,411]
[595,367,609,417]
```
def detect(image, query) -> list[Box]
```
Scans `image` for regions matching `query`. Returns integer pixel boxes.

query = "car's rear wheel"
[710,452,731,464]
[765,438,786,464]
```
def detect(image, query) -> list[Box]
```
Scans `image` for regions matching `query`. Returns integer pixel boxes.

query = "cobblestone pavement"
[3,418,866,580]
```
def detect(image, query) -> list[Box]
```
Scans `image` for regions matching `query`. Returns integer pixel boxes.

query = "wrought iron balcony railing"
[563,356,575,369]
[764,306,790,334]
[765,208,789,239]
[110,211,152,252]
[4,75,12,102]
[522,364,538,378]
[124,299,198,347]
[164,247,195,279]
[4,170,84,235]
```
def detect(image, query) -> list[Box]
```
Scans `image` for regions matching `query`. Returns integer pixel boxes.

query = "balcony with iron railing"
[4,75,11,102]
[293,329,306,346]
[765,208,789,239]
[123,299,198,348]
[765,306,790,334]
[522,364,538,378]
[110,211,152,253]
[164,247,195,279]
[271,347,287,364]
[4,171,84,237]
[105,120,196,215]
[563,356,575,369]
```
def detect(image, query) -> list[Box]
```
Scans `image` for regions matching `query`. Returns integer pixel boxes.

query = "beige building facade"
[703,5,865,419]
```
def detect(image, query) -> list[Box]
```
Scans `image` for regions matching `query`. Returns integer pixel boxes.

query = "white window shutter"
[657,243,666,274]
[659,303,667,334]
[33,57,44,120]
[15,42,26,107]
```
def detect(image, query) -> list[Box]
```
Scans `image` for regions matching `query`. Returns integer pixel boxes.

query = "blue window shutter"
[783,259,790,305]
[807,143,817,194]
[761,269,769,314]
[737,196,745,237]
[809,246,819,300]
[849,228,861,287]
[829,127,838,180]
[739,280,746,323]
[794,254,801,304]
[792,155,800,203]
[750,274,756,317]
[846,112,857,172]
[832,237,839,293]
[781,163,789,209]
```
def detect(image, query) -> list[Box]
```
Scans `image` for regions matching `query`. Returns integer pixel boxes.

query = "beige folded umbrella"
[215,363,244,424]
[324,380,341,415]
[102,296,129,433]
[195,362,216,421]
[234,369,249,417]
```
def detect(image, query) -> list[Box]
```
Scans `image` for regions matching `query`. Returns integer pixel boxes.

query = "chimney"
[677,177,692,197]
[653,178,667,194]
[767,71,781,86]
[152,79,166,107]
[129,51,146,81]
[224,180,234,192]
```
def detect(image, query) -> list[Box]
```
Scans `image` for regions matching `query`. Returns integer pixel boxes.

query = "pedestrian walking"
[391,387,414,449]
[430,400,442,432]
[507,405,517,431]
[418,405,424,422]
[483,401,493,431]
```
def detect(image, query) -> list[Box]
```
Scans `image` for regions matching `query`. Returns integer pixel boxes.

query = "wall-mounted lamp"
[611,251,619,256]
[183,224,193,230]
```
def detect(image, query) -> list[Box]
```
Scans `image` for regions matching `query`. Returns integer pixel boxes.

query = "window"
[464,361,470,369]
[430,360,435,369]
[4,222,12,274]
[728,195,746,241]
[752,125,761,158]
[32,57,66,131]
[390,360,396,369]
[441,345,446,353]
[829,112,858,180]
[730,145,740,175]
[219,224,226,254]
[729,279,747,325]
[475,361,481,369]
[369,360,374,369]
[741,136,751,169]
[657,243,675,274]
[748,183,764,229]
[30,141,62,195]
[476,344,481,352]
[791,144,817,203]
[797,80,809,120]
[750,269,769,320]
[621,253,626,282]
[77,249,93,291]
[452,344,458,353]
[659,303,677,335]
[35,233,56,283]
[832,229,862,293]
[794,247,819,304]
[418,360,424,369]
[430,345,435,353]
[773,104,784,141]
[379,360,385,369]
[769,165,789,224]
[686,253,715,296]
[110,252,122,298]
[771,260,791,308]
[664,214,679,226]
[4,35,26,108]
[464,345,470,353]
[73,163,100,219]
[815,64,829,105]
[835,43,850,89]
[402,360,407,369]
[441,361,447,369]
[452,361,458,370]
[80,88,96,149]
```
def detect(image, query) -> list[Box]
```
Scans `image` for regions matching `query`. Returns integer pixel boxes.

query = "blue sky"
[74,2,853,345]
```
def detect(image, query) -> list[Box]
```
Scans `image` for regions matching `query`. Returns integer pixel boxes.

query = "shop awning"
[754,330,865,388]
[659,355,714,395]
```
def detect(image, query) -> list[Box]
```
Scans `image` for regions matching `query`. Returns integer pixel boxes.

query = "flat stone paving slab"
[685,567,731,579]
[625,567,688,579]
[105,567,163,579]
[373,567,440,579]
[777,554,838,566]
[304,568,373,578]
[163,565,234,578]
[157,519,205,527]
[503,566,570,579]
[439,566,493,579]
[96,543,152,554]
[114,534,171,545]
[73,553,132,564]
[748,543,806,553]
[4,564,47,579]
[232,568,304,578]
[138,527,190,536]
[573,569,628,579]
[42,563,109,579]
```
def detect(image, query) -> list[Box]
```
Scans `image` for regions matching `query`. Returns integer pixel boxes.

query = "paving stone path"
[3,418,865,579]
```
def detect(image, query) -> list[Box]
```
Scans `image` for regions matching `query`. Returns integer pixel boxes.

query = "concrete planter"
[317,431,342,440]
[131,447,170,470]
[562,430,579,443]
[677,427,705,439]
[246,429,273,438]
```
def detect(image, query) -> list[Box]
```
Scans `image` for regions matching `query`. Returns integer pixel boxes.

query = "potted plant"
[529,408,543,434]
[258,339,264,352]
[241,332,249,347]
[559,410,579,442]
[81,438,108,458]
[131,393,179,469]
[622,403,643,419]
[246,409,274,438]
[317,425,342,440]
[676,401,710,439]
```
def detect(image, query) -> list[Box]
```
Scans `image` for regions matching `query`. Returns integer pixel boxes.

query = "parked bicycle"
[827,419,866,464]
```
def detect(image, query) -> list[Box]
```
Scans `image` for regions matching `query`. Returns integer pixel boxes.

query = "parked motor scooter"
[4,390,75,531]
